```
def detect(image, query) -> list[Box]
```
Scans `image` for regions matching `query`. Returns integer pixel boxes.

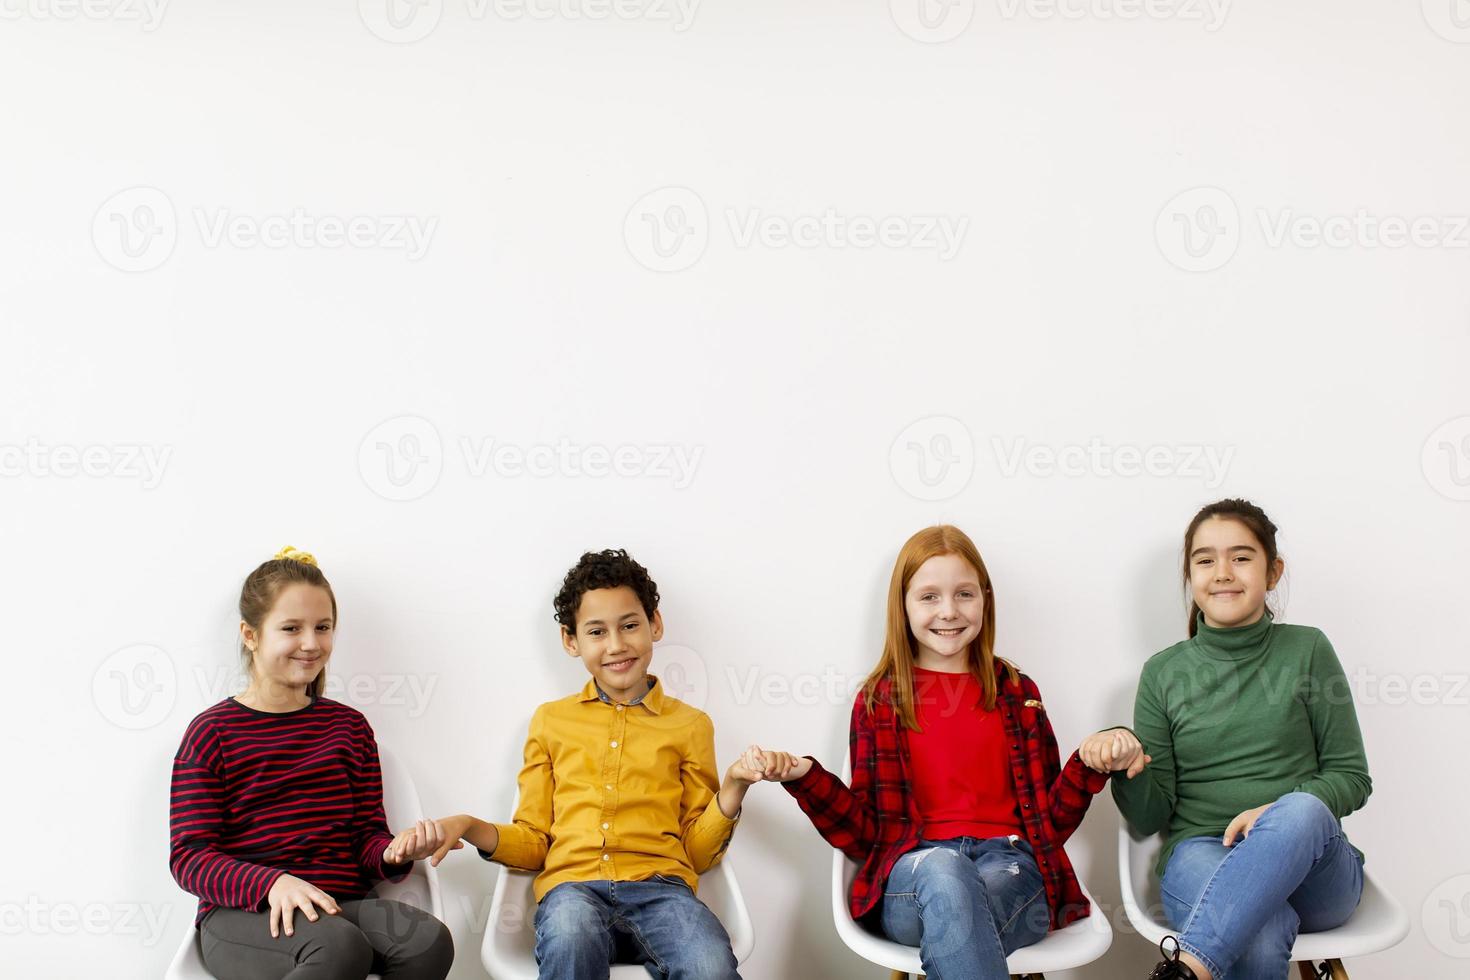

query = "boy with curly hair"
[427,549,762,979]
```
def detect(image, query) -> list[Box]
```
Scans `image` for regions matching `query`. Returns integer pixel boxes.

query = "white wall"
[3,2,1469,977]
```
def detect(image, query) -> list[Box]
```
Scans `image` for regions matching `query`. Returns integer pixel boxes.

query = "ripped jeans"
[880,836,1050,980]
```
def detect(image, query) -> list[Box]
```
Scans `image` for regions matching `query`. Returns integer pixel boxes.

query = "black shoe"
[1145,936,1200,979]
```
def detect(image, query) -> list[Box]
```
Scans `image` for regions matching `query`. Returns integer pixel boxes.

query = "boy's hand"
[429,813,478,867]
[384,818,463,865]
[725,744,769,785]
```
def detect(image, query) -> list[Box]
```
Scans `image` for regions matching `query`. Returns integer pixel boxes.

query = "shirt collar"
[578,675,664,714]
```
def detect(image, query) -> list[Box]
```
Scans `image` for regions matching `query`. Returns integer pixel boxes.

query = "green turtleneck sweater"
[1111,612,1371,877]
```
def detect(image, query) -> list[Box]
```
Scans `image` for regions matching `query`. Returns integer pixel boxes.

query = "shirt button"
[616,705,624,711]
[602,854,610,861]
[610,741,618,748]
[605,784,613,791]
[602,822,610,829]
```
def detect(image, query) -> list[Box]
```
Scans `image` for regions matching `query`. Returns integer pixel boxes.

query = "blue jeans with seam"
[879,835,1050,980]
[1161,792,1365,980]
[533,875,739,980]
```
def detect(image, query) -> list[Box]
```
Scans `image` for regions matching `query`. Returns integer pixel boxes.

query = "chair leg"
[1297,963,1318,980]
[1328,960,1348,980]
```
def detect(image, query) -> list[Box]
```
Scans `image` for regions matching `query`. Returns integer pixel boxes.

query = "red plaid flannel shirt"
[784,665,1109,931]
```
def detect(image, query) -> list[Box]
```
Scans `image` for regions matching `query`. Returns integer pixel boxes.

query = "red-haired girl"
[754,525,1142,980]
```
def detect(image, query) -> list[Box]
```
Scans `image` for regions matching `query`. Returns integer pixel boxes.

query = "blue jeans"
[533,876,740,980]
[1161,793,1365,980]
[880,836,1050,980]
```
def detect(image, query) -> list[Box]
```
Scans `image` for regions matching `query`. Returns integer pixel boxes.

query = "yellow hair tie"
[273,545,319,567]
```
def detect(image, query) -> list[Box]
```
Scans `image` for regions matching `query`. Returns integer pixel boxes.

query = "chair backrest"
[830,759,861,928]
[1122,827,1164,914]
[370,747,442,918]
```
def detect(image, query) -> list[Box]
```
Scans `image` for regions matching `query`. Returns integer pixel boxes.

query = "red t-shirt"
[908,666,1023,841]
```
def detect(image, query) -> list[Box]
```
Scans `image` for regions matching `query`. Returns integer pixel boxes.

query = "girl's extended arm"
[775,695,882,861]
[1025,676,1110,840]
[1110,670,1177,835]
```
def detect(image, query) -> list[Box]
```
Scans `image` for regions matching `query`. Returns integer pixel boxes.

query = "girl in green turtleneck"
[1111,499,1371,980]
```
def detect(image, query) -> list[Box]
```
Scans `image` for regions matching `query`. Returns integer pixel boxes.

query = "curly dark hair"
[553,549,661,632]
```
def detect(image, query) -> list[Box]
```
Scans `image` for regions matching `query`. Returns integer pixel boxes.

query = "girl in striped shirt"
[169,547,454,979]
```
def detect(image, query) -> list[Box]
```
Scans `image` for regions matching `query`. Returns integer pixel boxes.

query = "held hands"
[426,814,482,867]
[720,745,810,818]
[266,873,340,939]
[725,744,772,785]
[1223,803,1272,846]
[729,745,812,784]
[1078,728,1151,779]
[383,818,463,866]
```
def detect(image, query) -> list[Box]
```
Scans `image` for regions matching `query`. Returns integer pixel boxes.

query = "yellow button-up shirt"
[487,675,738,901]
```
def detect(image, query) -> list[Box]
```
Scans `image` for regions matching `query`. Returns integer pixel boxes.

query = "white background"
[3,1,1469,977]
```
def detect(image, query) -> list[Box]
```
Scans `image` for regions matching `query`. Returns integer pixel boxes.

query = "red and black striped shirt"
[169,697,409,925]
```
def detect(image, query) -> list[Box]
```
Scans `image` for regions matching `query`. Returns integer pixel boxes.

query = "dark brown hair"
[239,549,337,698]
[1182,498,1281,637]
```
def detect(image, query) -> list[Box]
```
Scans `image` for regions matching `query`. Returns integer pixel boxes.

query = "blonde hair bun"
[272,545,319,567]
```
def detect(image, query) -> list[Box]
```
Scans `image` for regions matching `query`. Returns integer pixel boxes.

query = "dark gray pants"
[200,899,453,980]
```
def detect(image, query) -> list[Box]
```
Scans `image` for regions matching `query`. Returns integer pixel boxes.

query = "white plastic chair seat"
[830,761,1111,975]
[165,747,443,980]
[1118,827,1409,963]
[832,846,1113,975]
[481,855,754,979]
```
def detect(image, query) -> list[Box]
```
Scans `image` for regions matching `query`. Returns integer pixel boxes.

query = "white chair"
[165,747,444,980]
[831,762,1112,980]
[479,792,755,979]
[1118,827,1409,979]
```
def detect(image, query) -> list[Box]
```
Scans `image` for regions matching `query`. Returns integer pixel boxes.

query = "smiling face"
[240,582,335,693]
[904,553,986,672]
[562,585,663,702]
[1188,516,1284,629]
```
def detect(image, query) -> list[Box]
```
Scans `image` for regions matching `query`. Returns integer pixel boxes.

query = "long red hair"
[862,525,1017,730]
